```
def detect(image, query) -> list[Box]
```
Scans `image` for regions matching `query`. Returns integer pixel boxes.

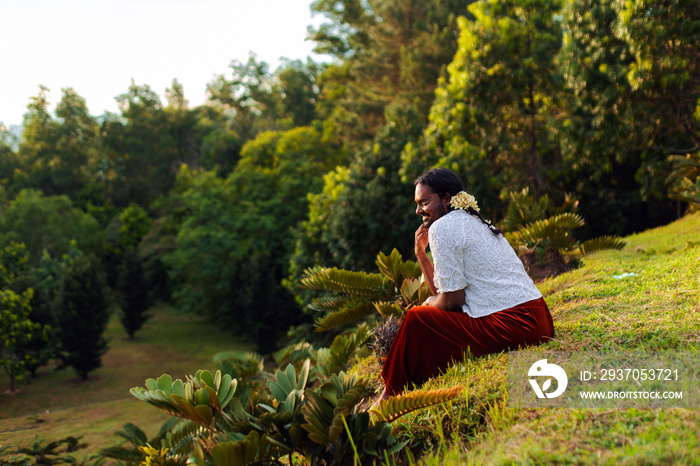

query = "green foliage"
[0,243,52,386]
[54,252,110,380]
[310,0,468,147]
[556,0,679,236]
[127,360,463,466]
[506,212,626,280]
[290,102,424,283]
[314,324,372,379]
[118,204,152,251]
[0,288,48,393]
[164,124,343,353]
[117,248,152,339]
[207,56,323,141]
[667,152,700,211]
[1,435,88,465]
[502,187,626,279]
[14,87,102,207]
[614,0,699,157]
[300,249,430,331]
[0,125,19,191]
[0,190,102,265]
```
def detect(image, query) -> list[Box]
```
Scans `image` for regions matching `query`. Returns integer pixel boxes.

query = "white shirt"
[428,209,542,317]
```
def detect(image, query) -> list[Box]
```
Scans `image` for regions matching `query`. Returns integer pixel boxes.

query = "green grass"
[0,303,252,459]
[368,212,700,465]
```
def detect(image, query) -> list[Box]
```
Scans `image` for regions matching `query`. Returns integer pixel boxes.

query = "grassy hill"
[383,212,700,465]
[1,213,698,464]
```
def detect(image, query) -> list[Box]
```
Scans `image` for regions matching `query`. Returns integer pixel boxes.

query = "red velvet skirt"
[380,297,554,395]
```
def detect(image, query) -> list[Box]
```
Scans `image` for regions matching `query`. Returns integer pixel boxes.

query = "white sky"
[0,0,328,127]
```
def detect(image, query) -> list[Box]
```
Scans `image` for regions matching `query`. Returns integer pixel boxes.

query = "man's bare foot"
[370,387,389,410]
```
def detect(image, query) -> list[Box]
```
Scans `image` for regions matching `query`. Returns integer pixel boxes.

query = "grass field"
[0,304,252,459]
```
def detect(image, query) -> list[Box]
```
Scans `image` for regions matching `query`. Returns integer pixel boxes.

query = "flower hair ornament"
[450,190,502,236]
[450,191,479,212]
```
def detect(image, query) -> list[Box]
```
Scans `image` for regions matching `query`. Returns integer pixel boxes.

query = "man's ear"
[443,194,451,209]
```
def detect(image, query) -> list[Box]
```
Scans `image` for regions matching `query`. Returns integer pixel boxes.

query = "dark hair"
[415,168,464,200]
[415,168,503,236]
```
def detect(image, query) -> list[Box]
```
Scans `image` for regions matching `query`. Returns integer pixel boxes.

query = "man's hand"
[422,290,465,312]
[415,224,430,254]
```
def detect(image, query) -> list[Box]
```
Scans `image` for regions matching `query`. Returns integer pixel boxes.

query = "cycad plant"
[127,360,463,466]
[502,189,626,280]
[667,153,700,212]
[299,249,431,332]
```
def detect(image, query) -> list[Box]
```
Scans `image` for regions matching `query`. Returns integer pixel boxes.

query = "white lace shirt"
[428,210,542,317]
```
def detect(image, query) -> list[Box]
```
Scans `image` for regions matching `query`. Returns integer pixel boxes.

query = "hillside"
[2,214,698,464]
[384,212,700,464]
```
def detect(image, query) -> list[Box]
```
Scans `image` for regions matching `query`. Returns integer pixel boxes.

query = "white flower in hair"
[450,191,479,212]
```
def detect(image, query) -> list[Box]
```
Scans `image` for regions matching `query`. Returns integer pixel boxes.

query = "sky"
[0,0,328,127]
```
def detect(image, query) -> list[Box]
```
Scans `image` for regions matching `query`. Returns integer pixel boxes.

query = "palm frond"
[113,422,148,446]
[373,301,403,317]
[667,153,700,183]
[507,213,585,249]
[375,249,404,284]
[308,294,354,313]
[207,430,276,466]
[578,235,626,256]
[315,325,370,377]
[300,266,391,297]
[314,299,377,332]
[162,420,207,456]
[370,386,465,423]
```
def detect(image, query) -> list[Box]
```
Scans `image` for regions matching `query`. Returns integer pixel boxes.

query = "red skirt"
[380,297,554,395]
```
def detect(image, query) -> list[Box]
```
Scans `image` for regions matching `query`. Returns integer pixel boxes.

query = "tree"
[0,124,19,191]
[103,204,152,287]
[54,252,109,380]
[0,189,102,265]
[0,242,55,379]
[310,0,470,149]
[613,0,699,158]
[290,102,423,279]
[556,0,681,236]
[0,288,48,393]
[275,59,323,127]
[117,248,151,340]
[15,87,101,206]
[206,54,282,142]
[165,126,343,352]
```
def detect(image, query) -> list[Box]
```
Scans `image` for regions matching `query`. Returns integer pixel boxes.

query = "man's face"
[415,183,450,228]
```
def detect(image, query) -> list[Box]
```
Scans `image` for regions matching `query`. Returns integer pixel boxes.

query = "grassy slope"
[384,212,700,465]
[2,214,697,464]
[0,304,251,458]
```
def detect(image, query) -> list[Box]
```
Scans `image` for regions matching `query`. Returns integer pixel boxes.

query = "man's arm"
[415,224,464,312]
[415,224,437,294]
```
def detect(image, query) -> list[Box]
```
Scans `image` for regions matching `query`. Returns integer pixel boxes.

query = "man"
[379,168,554,397]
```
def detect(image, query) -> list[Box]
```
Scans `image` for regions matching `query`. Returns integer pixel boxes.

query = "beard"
[422,203,448,228]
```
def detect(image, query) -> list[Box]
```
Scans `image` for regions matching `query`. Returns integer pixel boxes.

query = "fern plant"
[502,189,626,280]
[125,360,464,466]
[300,249,431,332]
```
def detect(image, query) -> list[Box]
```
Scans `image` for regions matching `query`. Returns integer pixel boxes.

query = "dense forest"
[1,0,698,387]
